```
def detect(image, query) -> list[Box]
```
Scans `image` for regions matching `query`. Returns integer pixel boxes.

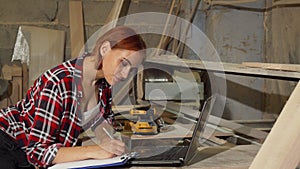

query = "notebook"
[127,95,216,166]
[48,152,137,169]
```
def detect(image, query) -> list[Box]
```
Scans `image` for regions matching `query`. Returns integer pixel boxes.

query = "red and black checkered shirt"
[0,54,113,168]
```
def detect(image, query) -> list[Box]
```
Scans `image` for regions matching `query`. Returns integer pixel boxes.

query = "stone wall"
[0,0,172,65]
[0,0,114,65]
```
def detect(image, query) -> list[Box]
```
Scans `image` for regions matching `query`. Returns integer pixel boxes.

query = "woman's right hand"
[92,122,126,156]
[99,139,125,156]
[87,140,125,160]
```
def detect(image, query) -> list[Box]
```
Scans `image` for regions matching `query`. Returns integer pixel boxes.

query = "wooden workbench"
[125,145,260,169]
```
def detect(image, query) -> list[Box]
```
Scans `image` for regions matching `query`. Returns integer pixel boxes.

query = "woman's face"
[101,48,144,85]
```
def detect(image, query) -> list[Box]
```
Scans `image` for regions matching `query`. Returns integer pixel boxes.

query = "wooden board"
[250,80,300,169]
[69,0,85,58]
[146,55,300,81]
[19,26,65,86]
[104,0,131,26]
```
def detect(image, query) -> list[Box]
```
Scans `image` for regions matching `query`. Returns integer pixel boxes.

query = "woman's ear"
[100,41,111,57]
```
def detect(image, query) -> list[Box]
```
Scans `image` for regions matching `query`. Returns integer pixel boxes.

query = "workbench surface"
[124,145,260,169]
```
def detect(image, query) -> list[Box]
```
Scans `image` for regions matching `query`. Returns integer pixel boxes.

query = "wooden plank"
[105,0,131,25]
[146,55,300,81]
[174,0,201,56]
[250,80,300,169]
[155,0,176,56]
[242,62,300,72]
[69,0,85,58]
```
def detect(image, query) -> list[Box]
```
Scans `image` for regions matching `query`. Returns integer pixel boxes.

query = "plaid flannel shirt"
[0,54,113,168]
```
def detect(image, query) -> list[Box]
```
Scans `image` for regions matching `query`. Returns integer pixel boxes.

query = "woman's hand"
[52,144,118,164]
[86,141,125,160]
[98,139,125,156]
[92,121,126,156]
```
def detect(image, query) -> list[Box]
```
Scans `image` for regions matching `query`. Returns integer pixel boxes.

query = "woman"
[0,26,146,168]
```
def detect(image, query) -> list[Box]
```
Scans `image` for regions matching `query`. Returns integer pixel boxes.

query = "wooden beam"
[69,0,85,58]
[146,55,300,81]
[250,80,300,169]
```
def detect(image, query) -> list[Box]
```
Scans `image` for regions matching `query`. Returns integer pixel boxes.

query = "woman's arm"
[52,140,125,164]
[52,145,110,164]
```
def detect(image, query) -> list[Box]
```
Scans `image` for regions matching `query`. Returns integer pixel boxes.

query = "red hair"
[91,26,146,57]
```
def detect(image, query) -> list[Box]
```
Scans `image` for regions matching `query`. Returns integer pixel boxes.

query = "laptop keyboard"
[135,146,189,161]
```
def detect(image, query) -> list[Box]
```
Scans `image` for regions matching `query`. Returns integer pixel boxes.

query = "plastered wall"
[199,0,300,119]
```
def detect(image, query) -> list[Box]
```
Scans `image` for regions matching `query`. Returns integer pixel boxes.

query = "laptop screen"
[127,95,216,165]
[184,95,216,164]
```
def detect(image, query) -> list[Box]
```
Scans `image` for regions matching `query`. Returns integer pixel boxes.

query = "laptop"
[127,95,216,166]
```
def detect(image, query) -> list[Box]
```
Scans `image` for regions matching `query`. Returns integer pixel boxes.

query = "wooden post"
[69,0,85,58]
[250,80,300,169]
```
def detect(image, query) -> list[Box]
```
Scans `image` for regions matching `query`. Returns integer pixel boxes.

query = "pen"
[103,127,114,139]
